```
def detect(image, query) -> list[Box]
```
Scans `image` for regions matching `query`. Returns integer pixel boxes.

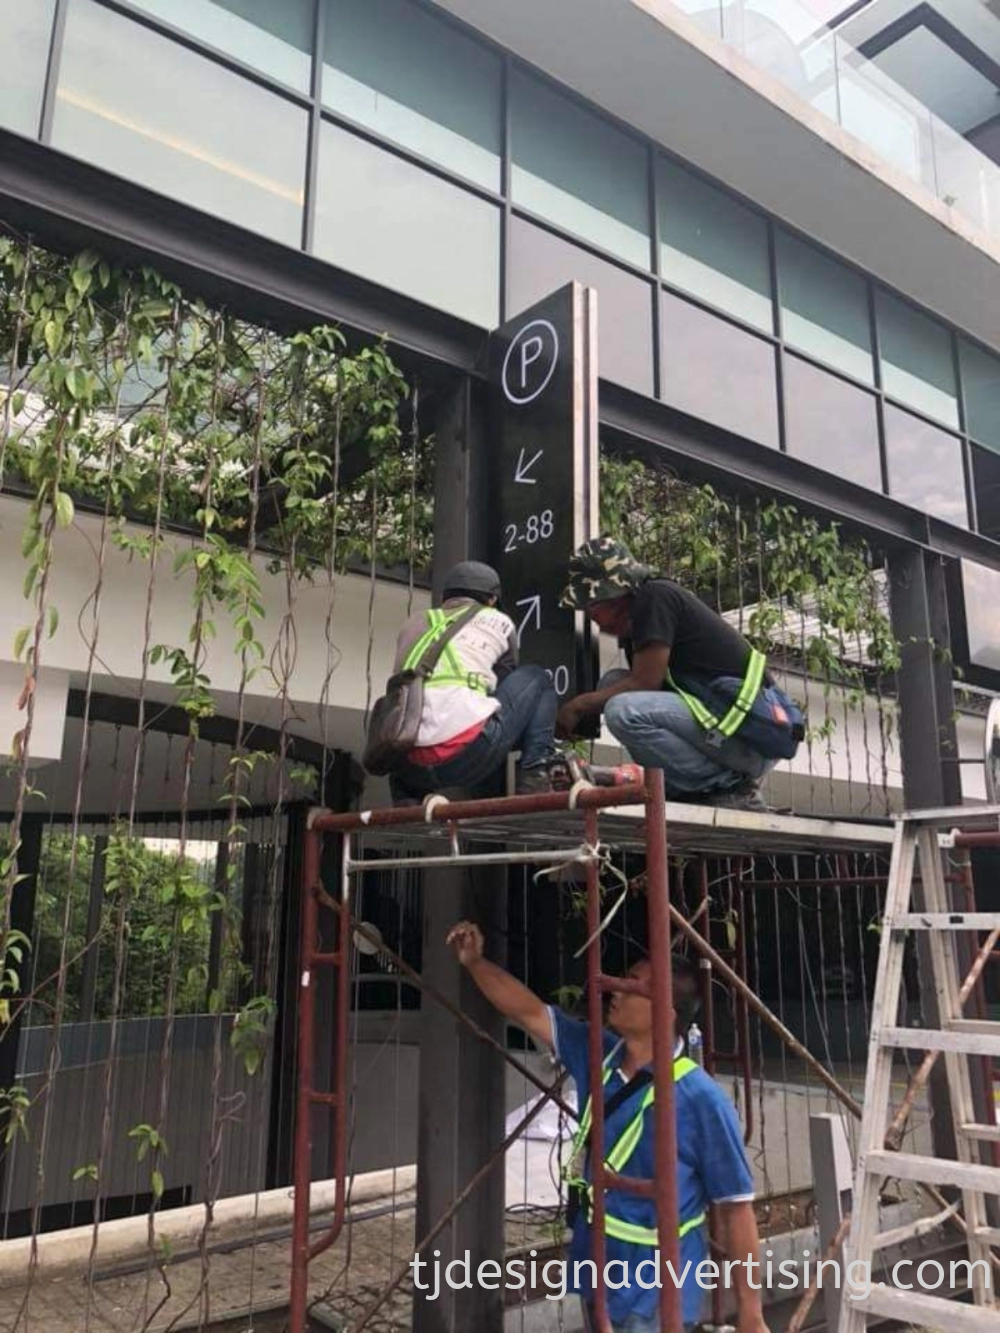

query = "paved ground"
[0,1186,564,1333]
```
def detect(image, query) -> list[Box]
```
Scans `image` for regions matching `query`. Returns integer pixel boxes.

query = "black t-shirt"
[623,579,755,681]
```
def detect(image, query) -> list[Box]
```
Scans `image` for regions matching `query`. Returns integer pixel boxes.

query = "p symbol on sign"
[501,320,559,406]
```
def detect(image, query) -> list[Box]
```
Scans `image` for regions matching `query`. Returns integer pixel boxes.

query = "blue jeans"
[583,1304,693,1332]
[390,664,557,800]
[604,687,775,797]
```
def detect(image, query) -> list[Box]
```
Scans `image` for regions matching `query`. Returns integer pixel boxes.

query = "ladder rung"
[881,1026,1000,1057]
[949,1018,1000,1037]
[866,1149,1000,1194]
[973,1225,1000,1246]
[856,1284,998,1329]
[961,1123,1000,1143]
[894,913,1000,930]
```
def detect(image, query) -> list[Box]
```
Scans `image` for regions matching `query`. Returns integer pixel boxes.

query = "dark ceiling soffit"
[0,130,487,384]
[599,382,1000,570]
[66,687,338,770]
[857,3,1000,93]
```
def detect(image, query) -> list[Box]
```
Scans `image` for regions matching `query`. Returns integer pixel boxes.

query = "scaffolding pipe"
[312,782,647,833]
[645,770,684,1333]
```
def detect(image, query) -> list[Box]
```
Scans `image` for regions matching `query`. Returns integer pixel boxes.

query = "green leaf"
[151,1169,164,1200]
[55,491,74,529]
[44,320,60,357]
[13,627,30,661]
[47,606,59,639]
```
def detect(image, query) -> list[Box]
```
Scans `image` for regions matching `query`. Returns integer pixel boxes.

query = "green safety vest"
[402,606,488,694]
[667,647,766,742]
[565,1056,706,1247]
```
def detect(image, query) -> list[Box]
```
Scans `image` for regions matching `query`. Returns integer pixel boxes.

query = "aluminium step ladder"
[841,806,1000,1333]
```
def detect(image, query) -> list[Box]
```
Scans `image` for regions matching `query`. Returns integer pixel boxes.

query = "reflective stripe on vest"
[402,607,488,694]
[667,648,766,740]
[565,1055,706,1246]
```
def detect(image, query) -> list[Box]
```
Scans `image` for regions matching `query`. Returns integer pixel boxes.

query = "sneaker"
[699,781,769,813]
[514,763,555,796]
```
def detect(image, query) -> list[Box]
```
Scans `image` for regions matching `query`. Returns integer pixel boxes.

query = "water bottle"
[687,1022,704,1067]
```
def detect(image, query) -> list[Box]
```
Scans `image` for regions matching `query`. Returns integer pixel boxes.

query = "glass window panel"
[508,218,654,396]
[322,0,501,191]
[53,1,307,247]
[126,0,313,90]
[314,123,499,327]
[777,231,873,382]
[657,158,772,332]
[660,292,779,449]
[960,341,1000,455]
[884,404,967,527]
[0,0,55,137]
[784,355,882,489]
[972,445,1000,543]
[510,71,649,268]
[877,291,959,428]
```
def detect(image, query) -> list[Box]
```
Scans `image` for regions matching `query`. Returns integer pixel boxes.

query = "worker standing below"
[556,538,803,812]
[446,921,769,1333]
[383,561,560,805]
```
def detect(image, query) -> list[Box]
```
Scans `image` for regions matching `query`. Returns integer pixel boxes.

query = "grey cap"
[442,561,502,599]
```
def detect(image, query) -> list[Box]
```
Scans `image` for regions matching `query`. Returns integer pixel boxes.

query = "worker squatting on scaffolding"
[556,538,805,812]
[446,921,770,1333]
[379,560,560,805]
[371,541,803,809]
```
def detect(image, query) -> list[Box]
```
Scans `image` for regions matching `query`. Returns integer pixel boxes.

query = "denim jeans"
[603,683,775,797]
[390,664,557,800]
[582,1302,693,1332]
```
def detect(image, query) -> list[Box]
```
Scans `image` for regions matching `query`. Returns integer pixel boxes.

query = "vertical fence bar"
[290,821,323,1333]
[644,769,683,1333]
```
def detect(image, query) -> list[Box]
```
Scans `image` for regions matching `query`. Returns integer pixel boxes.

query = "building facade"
[1,0,1000,1305]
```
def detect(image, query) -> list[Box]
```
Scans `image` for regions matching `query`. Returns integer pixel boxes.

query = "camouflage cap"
[560,536,653,610]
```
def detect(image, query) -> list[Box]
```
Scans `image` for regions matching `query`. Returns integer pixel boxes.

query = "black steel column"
[0,815,45,1215]
[414,377,507,1333]
[888,547,991,1167]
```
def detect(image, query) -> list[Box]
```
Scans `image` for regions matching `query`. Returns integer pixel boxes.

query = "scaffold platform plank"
[347,800,895,858]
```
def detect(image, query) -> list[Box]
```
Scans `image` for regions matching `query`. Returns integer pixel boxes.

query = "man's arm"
[556,642,670,737]
[718,1201,769,1333]
[446,921,554,1050]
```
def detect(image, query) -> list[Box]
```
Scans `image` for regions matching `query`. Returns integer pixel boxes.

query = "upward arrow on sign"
[515,595,542,644]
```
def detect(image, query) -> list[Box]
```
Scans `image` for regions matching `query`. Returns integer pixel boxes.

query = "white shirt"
[393,602,517,748]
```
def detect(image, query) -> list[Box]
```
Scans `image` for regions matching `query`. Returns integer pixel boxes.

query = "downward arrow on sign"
[514,448,543,484]
[515,595,541,644]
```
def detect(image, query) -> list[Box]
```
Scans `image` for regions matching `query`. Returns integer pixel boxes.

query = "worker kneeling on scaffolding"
[376,561,560,805]
[447,921,769,1333]
[557,537,804,812]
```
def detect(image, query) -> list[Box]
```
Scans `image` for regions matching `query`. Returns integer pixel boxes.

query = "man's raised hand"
[445,920,484,968]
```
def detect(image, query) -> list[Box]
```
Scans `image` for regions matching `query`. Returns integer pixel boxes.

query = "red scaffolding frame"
[288,770,909,1333]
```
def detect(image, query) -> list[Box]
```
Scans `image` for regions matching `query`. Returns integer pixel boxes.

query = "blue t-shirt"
[551,1008,754,1326]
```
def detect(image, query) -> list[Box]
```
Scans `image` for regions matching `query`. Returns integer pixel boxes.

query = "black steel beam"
[65,687,346,775]
[888,548,995,1174]
[600,382,1000,568]
[414,379,507,1333]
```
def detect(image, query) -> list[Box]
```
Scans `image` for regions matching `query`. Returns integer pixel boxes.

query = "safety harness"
[564,1055,706,1246]
[667,647,766,746]
[402,606,487,694]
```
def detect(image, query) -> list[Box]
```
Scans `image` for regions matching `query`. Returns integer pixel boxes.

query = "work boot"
[514,762,555,796]
[700,780,769,813]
